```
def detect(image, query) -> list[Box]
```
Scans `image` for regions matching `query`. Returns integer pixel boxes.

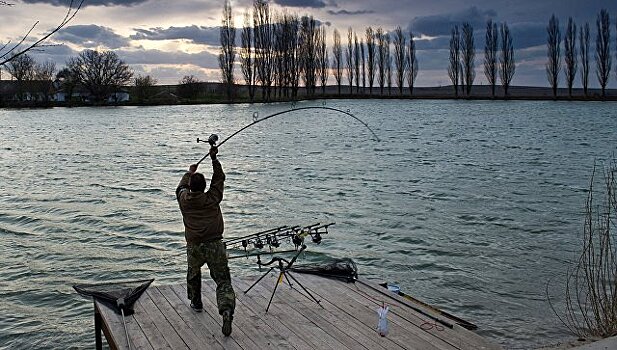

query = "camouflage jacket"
[176,159,225,244]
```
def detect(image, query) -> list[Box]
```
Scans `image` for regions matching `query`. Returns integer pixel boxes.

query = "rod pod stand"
[244,245,323,313]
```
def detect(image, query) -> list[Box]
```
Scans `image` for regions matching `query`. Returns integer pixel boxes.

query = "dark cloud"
[130,25,220,46]
[272,0,327,8]
[116,48,218,69]
[30,43,77,65]
[21,0,148,7]
[410,6,497,36]
[327,9,374,16]
[55,24,130,49]
[508,22,545,50]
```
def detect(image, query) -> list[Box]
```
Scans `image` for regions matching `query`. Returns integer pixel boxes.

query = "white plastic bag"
[377,304,389,337]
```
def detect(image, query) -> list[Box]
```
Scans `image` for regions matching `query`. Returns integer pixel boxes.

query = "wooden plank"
[169,284,245,350]
[199,280,298,349]
[157,285,227,350]
[137,289,189,349]
[243,275,393,350]
[94,280,499,350]
[203,278,316,350]
[319,276,464,350]
[178,281,262,350]
[132,299,173,349]
[96,300,154,350]
[352,280,501,350]
[293,274,457,350]
[146,287,211,350]
[232,274,353,350]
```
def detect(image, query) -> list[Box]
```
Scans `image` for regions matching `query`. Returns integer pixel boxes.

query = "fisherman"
[176,145,235,336]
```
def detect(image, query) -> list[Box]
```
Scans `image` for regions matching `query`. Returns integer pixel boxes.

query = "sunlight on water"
[0,100,616,349]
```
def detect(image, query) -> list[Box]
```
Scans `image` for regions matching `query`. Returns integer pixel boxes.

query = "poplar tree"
[241,10,256,101]
[595,9,611,98]
[332,29,343,95]
[406,31,418,96]
[484,19,498,97]
[564,17,577,98]
[579,23,590,96]
[366,27,377,95]
[219,0,236,100]
[546,14,561,98]
[461,22,475,96]
[393,26,407,95]
[499,23,515,97]
[448,25,461,97]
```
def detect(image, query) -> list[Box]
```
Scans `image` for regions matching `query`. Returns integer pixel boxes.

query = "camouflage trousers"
[186,239,235,315]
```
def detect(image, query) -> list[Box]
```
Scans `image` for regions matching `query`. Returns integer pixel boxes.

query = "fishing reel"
[291,223,333,248]
[197,133,219,146]
[224,222,335,259]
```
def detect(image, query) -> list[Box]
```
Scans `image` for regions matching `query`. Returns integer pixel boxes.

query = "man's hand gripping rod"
[196,134,219,165]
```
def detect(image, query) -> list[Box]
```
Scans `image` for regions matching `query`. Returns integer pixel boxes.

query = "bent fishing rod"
[195,106,380,165]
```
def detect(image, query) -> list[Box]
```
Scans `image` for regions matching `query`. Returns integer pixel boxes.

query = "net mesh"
[290,258,358,282]
[73,278,154,315]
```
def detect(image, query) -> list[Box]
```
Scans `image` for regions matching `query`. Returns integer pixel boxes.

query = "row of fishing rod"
[224,222,334,260]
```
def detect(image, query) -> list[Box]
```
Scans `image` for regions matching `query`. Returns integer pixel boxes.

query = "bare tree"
[34,61,56,102]
[550,161,617,338]
[254,0,274,101]
[461,22,476,96]
[332,29,343,95]
[219,0,236,100]
[277,14,300,99]
[274,16,285,98]
[385,33,392,95]
[500,23,515,97]
[484,20,498,98]
[564,17,577,98]
[393,27,407,95]
[67,50,133,103]
[345,27,354,94]
[56,67,78,104]
[288,17,301,99]
[360,39,366,91]
[0,0,84,66]
[5,53,35,101]
[595,9,611,98]
[448,25,461,97]
[376,28,385,95]
[546,14,561,98]
[241,10,256,101]
[316,26,329,95]
[133,74,157,103]
[354,34,360,93]
[299,15,318,96]
[406,31,418,96]
[366,27,376,95]
[580,22,590,96]
[177,75,202,100]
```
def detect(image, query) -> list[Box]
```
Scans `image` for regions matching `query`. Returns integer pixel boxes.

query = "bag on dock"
[290,258,358,282]
[377,304,389,337]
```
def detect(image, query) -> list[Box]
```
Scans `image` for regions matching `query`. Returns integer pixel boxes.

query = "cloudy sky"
[2,0,617,87]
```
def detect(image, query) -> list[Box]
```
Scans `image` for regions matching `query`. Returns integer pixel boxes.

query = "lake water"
[1,100,616,349]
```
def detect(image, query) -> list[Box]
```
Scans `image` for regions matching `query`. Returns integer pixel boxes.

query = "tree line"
[219,0,418,101]
[545,9,615,98]
[447,20,515,98]
[3,50,134,103]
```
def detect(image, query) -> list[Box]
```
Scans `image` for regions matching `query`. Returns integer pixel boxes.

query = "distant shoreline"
[2,84,616,108]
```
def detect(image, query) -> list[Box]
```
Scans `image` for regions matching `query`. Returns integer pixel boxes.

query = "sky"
[2,0,617,87]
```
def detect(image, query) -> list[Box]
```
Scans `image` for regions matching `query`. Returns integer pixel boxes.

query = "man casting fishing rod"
[176,145,235,337]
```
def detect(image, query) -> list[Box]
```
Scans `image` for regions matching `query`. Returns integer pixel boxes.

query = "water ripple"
[0,101,616,349]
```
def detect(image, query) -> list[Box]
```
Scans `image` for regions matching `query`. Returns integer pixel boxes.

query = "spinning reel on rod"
[224,223,334,260]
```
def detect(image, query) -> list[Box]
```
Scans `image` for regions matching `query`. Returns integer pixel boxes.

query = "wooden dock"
[93,273,501,349]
